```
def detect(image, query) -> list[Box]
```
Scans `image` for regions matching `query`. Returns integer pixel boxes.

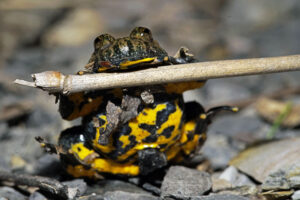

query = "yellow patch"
[66,165,97,178]
[71,143,94,162]
[165,81,206,94]
[92,158,139,176]
[97,65,114,72]
[200,114,206,119]
[232,107,239,112]
[115,104,167,161]
[165,144,181,161]
[119,57,156,69]
[181,134,200,155]
[119,135,131,148]
[128,104,167,140]
[65,92,103,120]
[135,143,159,150]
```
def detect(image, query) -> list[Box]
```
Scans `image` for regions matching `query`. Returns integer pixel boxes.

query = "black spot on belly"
[128,135,136,144]
[110,133,137,159]
[184,101,205,121]
[187,132,195,141]
[142,112,147,116]
[84,124,97,141]
[161,126,175,139]
[142,134,158,143]
[139,123,158,143]
[156,102,176,128]
[139,123,156,135]
[159,143,168,149]
[118,124,132,136]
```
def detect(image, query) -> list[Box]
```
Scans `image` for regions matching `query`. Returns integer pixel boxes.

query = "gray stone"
[208,115,264,138]
[63,179,87,196]
[201,133,238,169]
[262,170,290,190]
[29,192,47,200]
[0,123,8,140]
[262,164,300,190]
[214,186,258,197]
[0,186,26,200]
[290,176,300,189]
[33,154,60,176]
[292,190,300,200]
[161,166,212,199]
[85,180,149,196]
[104,191,159,200]
[219,166,255,187]
[192,194,249,200]
[142,183,161,196]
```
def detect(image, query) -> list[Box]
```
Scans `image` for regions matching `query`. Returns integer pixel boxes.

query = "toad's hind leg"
[58,126,140,177]
[167,102,238,162]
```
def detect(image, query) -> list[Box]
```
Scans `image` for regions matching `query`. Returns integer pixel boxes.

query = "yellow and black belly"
[57,82,212,177]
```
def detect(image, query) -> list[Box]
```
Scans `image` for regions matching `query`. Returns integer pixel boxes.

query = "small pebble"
[161,166,212,199]
[104,191,159,200]
[63,179,87,196]
[219,166,255,187]
[292,190,300,200]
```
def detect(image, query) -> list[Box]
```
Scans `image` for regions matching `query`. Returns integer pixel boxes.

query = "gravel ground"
[1,0,300,199]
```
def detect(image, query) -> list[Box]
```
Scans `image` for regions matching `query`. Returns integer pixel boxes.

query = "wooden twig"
[0,170,78,199]
[14,55,300,94]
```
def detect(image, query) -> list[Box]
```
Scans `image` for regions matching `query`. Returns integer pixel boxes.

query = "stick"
[0,170,77,199]
[14,55,300,94]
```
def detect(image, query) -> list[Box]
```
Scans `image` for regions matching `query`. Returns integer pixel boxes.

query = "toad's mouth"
[87,56,169,73]
[119,57,157,69]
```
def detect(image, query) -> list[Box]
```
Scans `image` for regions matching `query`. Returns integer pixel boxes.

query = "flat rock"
[262,163,300,190]
[230,137,300,183]
[191,194,250,200]
[261,190,294,200]
[161,166,212,199]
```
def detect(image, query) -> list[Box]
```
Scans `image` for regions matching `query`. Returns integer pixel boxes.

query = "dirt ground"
[1,0,300,199]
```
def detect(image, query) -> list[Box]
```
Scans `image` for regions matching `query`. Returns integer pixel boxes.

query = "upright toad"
[48,27,237,177]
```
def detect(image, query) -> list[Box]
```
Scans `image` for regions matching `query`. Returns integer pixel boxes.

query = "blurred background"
[0,0,300,186]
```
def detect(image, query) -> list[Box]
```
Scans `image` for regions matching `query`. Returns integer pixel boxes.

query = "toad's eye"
[94,34,115,50]
[130,27,153,41]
